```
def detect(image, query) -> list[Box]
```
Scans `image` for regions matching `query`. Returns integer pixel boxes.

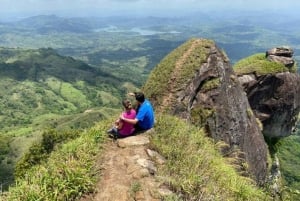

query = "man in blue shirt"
[120,92,154,132]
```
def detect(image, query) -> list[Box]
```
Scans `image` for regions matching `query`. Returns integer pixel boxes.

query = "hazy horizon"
[1,0,299,21]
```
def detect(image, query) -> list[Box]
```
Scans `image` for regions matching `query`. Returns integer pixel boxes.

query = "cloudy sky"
[1,0,299,20]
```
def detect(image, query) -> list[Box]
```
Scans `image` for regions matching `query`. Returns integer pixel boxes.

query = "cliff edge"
[143,38,268,185]
[234,47,300,139]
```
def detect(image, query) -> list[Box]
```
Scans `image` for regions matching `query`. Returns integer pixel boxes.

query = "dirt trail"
[81,132,172,201]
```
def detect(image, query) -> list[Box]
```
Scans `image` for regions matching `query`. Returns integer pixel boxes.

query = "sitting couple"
[107,92,155,139]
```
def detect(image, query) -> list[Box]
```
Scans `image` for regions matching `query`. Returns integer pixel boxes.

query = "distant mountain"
[0,47,124,132]
[0,46,129,190]
[0,47,105,82]
[12,15,93,33]
[7,15,187,34]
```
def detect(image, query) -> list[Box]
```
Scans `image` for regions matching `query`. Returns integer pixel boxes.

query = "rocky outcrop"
[266,47,294,68]
[143,38,268,185]
[238,47,300,139]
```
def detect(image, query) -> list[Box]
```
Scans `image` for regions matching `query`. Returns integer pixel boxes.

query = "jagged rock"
[266,47,295,68]
[238,74,256,86]
[143,38,268,185]
[137,158,157,174]
[266,47,294,57]
[240,72,300,138]
[146,149,166,165]
[157,187,173,197]
[267,55,295,68]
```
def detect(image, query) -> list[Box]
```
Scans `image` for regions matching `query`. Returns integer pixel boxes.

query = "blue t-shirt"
[136,99,154,130]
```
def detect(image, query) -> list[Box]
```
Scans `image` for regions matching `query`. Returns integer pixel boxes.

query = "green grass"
[233,53,296,75]
[0,121,108,201]
[150,114,271,201]
[143,38,213,106]
[5,127,33,137]
[201,78,221,91]
[275,135,300,200]
[1,115,272,201]
[98,91,120,106]
[60,82,90,108]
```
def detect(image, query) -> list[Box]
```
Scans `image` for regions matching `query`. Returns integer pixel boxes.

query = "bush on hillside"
[0,121,107,201]
[14,129,81,178]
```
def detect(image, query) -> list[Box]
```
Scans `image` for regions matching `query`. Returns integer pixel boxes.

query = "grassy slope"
[233,53,297,75]
[276,135,300,199]
[0,115,271,201]
[0,47,125,190]
[0,47,123,132]
[143,38,213,107]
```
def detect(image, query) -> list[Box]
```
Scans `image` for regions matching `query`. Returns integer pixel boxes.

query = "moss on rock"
[233,53,296,76]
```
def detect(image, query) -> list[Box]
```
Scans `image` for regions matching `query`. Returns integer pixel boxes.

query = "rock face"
[266,47,295,68]
[238,47,300,139]
[143,39,268,184]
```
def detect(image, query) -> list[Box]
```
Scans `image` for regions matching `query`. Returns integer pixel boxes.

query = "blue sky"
[1,0,299,20]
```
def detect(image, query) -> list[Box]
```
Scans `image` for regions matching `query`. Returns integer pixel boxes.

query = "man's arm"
[120,115,138,125]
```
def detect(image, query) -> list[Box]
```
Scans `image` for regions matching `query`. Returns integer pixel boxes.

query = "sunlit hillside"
[0,47,127,189]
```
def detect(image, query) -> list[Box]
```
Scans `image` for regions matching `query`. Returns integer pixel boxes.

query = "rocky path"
[81,131,173,201]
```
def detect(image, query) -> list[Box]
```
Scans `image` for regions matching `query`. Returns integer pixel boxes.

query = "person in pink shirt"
[107,99,136,138]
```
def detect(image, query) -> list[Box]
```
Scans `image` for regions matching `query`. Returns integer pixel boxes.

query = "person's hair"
[122,99,132,109]
[134,92,145,103]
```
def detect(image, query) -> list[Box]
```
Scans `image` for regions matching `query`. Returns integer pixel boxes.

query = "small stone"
[146,149,166,165]
[118,135,150,148]
[132,168,150,179]
[137,159,157,174]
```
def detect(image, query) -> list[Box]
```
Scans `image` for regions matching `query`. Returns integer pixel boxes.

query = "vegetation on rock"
[233,53,296,75]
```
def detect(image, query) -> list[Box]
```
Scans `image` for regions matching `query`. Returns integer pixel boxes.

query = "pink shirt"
[119,109,136,136]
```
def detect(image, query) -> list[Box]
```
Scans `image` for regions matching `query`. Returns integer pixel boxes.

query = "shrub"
[14,129,81,178]
[1,122,107,201]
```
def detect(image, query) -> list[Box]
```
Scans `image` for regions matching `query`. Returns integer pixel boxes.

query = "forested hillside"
[0,47,126,131]
[0,13,300,198]
[0,47,127,189]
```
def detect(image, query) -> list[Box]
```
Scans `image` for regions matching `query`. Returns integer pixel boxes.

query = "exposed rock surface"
[266,47,293,58]
[143,38,268,185]
[238,47,300,139]
[266,47,295,68]
[83,133,171,201]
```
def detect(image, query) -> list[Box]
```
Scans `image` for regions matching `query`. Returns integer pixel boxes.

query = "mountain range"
[0,14,300,200]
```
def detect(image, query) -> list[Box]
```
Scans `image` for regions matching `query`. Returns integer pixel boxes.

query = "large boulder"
[266,47,295,68]
[238,72,300,138]
[235,48,300,139]
[143,38,268,184]
[266,47,294,58]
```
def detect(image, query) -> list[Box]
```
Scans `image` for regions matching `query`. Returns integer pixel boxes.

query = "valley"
[0,12,300,197]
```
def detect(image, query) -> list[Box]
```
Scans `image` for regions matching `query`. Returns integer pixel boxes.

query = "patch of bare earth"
[80,131,173,201]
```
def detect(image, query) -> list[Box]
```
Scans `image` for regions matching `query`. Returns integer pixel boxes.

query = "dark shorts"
[133,124,150,135]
